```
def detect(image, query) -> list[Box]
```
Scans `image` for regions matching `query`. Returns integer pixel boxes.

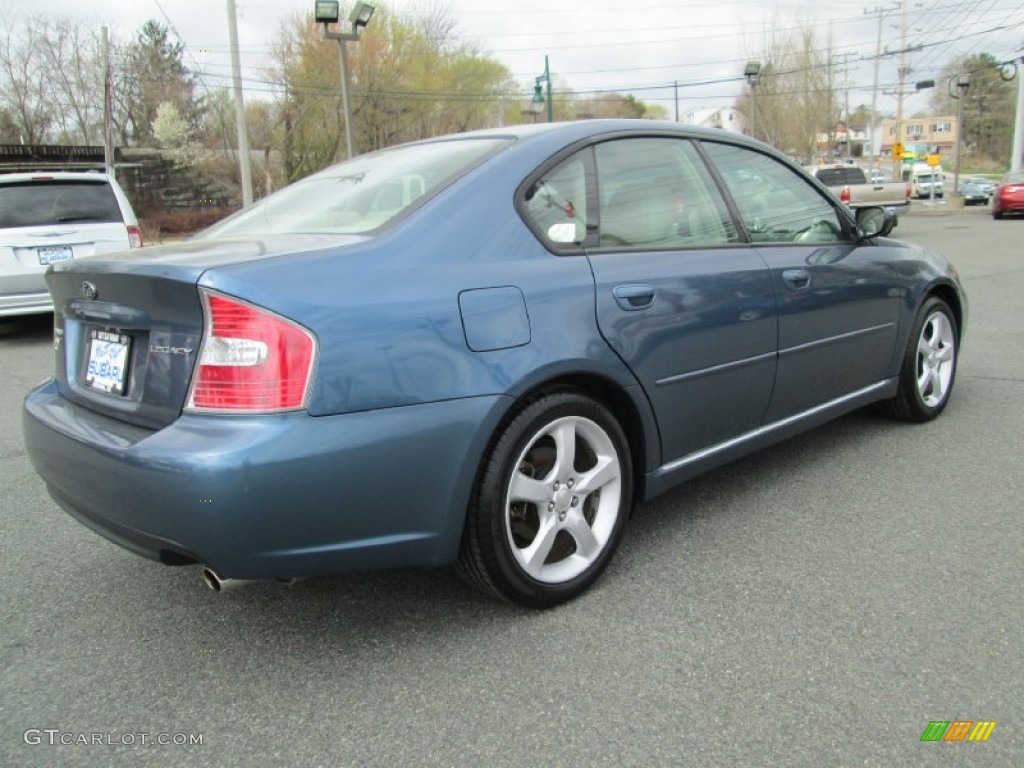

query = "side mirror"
[855,206,895,240]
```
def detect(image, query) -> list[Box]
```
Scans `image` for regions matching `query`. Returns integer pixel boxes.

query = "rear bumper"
[23,380,509,578]
[851,202,910,216]
[0,289,53,317]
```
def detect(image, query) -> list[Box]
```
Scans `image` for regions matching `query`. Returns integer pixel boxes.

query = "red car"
[993,171,1024,219]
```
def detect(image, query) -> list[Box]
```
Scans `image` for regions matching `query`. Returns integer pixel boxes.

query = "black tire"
[457,392,632,608]
[879,297,958,422]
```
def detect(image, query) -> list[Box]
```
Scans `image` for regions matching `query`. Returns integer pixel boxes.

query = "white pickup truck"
[808,164,911,217]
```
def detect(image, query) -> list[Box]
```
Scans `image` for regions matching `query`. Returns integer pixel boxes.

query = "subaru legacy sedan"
[23,121,965,607]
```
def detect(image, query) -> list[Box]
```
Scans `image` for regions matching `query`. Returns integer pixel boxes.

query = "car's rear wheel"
[879,297,958,422]
[457,392,632,608]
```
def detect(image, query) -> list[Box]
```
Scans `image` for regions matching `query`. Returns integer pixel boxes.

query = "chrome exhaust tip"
[201,566,246,592]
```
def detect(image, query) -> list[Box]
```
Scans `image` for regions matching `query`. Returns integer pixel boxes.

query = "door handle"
[782,269,811,290]
[612,284,656,311]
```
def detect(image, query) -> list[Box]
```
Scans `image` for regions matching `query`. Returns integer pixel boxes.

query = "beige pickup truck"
[808,164,911,218]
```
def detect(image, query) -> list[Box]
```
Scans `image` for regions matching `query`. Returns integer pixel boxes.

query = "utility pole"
[102,25,113,179]
[226,0,254,206]
[864,4,899,171]
[1013,56,1024,173]
[832,51,858,158]
[893,0,908,179]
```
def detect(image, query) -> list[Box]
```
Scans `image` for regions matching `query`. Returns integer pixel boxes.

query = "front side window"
[702,142,846,244]
[198,138,511,238]
[595,138,737,248]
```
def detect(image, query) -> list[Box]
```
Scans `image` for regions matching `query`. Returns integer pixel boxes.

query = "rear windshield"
[198,137,512,238]
[815,167,864,186]
[0,180,123,228]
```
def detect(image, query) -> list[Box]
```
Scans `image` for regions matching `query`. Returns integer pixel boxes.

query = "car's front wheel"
[458,392,632,608]
[879,297,958,422]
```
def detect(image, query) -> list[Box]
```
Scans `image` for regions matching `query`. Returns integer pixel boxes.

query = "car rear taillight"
[840,186,850,204]
[127,225,143,249]
[186,291,317,412]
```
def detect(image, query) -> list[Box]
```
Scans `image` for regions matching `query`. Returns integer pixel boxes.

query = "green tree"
[271,4,515,180]
[571,93,667,120]
[122,20,200,146]
[930,53,1015,163]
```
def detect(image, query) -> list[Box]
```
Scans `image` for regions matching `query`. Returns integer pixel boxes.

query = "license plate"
[85,330,131,394]
[38,246,73,265]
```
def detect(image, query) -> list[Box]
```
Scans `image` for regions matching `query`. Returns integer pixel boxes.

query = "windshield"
[1004,171,1024,184]
[198,138,511,239]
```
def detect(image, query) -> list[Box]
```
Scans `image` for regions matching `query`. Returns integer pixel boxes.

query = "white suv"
[0,171,142,317]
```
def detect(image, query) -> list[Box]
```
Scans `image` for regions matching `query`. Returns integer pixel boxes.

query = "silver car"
[0,171,141,316]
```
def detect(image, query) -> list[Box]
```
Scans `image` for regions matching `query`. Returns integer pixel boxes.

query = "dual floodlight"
[315,1,376,160]
[314,1,375,28]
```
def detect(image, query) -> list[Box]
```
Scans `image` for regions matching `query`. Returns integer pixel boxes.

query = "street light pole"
[337,39,355,159]
[744,61,761,138]
[533,56,553,123]
[952,73,970,198]
[317,2,375,160]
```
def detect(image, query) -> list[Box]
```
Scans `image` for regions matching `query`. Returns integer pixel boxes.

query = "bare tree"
[0,14,54,143]
[37,20,107,144]
[736,19,838,162]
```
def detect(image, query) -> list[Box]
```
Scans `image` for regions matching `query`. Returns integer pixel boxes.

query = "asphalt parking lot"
[2,211,1021,767]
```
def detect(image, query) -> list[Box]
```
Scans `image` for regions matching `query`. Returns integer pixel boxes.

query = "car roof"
[399,119,775,154]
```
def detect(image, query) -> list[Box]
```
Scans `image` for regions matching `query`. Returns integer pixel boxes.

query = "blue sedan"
[23,121,966,607]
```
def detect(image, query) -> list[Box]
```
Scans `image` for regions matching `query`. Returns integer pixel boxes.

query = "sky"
[11,0,1024,120]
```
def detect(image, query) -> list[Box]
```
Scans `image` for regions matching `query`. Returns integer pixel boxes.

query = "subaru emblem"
[81,281,97,300]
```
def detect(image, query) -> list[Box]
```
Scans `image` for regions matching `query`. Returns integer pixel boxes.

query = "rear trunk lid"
[45,235,364,429]
[1,222,131,288]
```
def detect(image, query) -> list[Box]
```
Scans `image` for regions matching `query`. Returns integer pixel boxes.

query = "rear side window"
[595,138,738,248]
[522,152,590,248]
[0,181,123,228]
